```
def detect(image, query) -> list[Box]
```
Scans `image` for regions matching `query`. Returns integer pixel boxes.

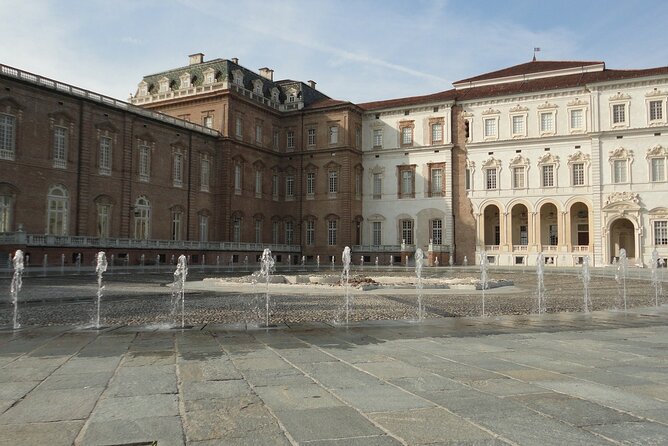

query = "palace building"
[1,55,667,268]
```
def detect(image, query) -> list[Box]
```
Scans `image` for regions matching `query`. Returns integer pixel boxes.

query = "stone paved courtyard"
[1,303,668,445]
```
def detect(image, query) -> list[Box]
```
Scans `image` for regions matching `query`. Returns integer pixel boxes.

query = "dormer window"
[158,77,170,93]
[287,88,298,103]
[137,81,148,97]
[179,73,191,89]
[203,68,215,85]
[232,70,244,87]
[253,80,263,96]
[271,88,280,103]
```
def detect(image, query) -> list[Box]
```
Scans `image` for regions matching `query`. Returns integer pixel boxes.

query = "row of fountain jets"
[7,247,665,331]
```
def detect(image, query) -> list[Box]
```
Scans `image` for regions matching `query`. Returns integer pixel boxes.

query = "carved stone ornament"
[537,101,558,110]
[567,151,590,164]
[509,154,529,166]
[482,157,501,169]
[605,192,640,206]
[537,153,559,165]
[466,159,475,169]
[509,104,528,113]
[482,108,500,115]
[609,147,633,159]
[645,89,667,98]
[461,111,474,118]
[567,98,588,107]
[609,92,631,101]
[646,144,667,158]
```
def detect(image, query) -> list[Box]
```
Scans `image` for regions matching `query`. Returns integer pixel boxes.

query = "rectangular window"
[273,130,279,151]
[650,100,663,121]
[199,215,208,242]
[97,205,110,238]
[520,225,528,245]
[99,136,112,175]
[307,128,316,146]
[430,168,443,196]
[272,174,279,200]
[286,175,294,199]
[255,219,262,243]
[329,126,338,144]
[512,115,524,135]
[172,212,182,241]
[139,145,150,182]
[272,221,279,244]
[465,168,471,190]
[235,116,243,139]
[612,104,626,124]
[431,122,443,143]
[328,220,337,246]
[373,129,382,148]
[255,170,262,196]
[255,124,262,143]
[203,116,213,128]
[306,172,315,195]
[200,158,210,192]
[401,170,413,197]
[651,158,666,182]
[655,221,668,245]
[232,218,241,243]
[485,169,497,190]
[484,118,496,137]
[306,220,315,246]
[53,126,68,168]
[401,220,413,245]
[431,219,442,245]
[234,164,242,193]
[285,221,294,245]
[512,166,525,189]
[373,173,382,199]
[355,171,362,198]
[372,221,382,246]
[355,128,361,148]
[570,109,583,130]
[540,112,554,133]
[401,127,412,145]
[287,130,295,150]
[542,164,554,187]
[613,159,627,183]
[0,114,16,160]
[328,171,338,194]
[173,153,183,187]
[572,163,585,186]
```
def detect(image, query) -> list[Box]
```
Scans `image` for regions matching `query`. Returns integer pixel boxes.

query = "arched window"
[133,196,150,240]
[0,195,11,232]
[47,184,68,235]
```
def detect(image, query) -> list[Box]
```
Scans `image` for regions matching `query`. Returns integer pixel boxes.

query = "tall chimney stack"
[231,58,239,64]
[189,53,204,65]
[307,80,317,89]
[259,67,274,81]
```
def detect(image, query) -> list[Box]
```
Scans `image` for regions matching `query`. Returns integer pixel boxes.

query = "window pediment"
[370,165,384,175]
[609,147,633,160]
[538,153,559,165]
[304,163,318,172]
[481,108,500,115]
[482,157,501,169]
[609,92,631,101]
[646,88,667,98]
[509,104,528,113]
[509,154,529,167]
[252,160,265,169]
[367,214,386,222]
[567,98,588,107]
[567,150,590,164]
[95,120,118,134]
[537,101,558,110]
[324,161,341,170]
[647,144,667,158]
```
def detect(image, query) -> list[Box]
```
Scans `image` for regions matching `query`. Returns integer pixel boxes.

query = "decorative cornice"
[482,157,501,168]
[481,108,500,115]
[537,153,559,165]
[509,104,528,113]
[509,154,529,166]
[567,150,590,164]
[645,88,667,98]
[609,147,633,159]
[646,144,667,157]
[567,98,588,107]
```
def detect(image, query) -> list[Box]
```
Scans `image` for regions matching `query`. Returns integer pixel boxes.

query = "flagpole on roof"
[533,47,541,61]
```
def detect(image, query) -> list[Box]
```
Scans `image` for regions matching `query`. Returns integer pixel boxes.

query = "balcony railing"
[572,245,590,252]
[484,245,500,251]
[1,232,300,252]
[512,245,529,252]
[352,244,403,252]
[543,245,558,252]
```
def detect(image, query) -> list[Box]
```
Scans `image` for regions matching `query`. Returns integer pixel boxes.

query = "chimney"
[259,67,274,81]
[307,80,317,89]
[188,53,204,65]
[231,57,239,64]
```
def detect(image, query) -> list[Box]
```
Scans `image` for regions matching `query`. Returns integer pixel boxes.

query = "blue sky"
[2,0,668,103]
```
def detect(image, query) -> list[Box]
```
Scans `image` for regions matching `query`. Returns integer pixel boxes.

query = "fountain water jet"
[479,251,488,317]
[316,255,320,270]
[536,252,546,314]
[42,254,48,277]
[259,249,275,327]
[415,248,425,321]
[61,254,65,275]
[615,248,628,311]
[342,247,352,325]
[76,253,82,274]
[171,255,188,328]
[94,252,108,329]
[10,250,24,329]
[155,255,160,273]
[110,254,114,274]
[650,248,662,307]
[375,256,379,271]
[449,256,454,268]
[463,256,468,267]
[581,255,592,313]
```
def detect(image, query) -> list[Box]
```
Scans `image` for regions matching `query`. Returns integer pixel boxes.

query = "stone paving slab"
[0,306,667,444]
